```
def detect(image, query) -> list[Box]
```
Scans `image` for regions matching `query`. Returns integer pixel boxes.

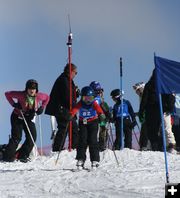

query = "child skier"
[111,89,136,150]
[3,79,49,162]
[69,86,106,170]
[89,81,111,151]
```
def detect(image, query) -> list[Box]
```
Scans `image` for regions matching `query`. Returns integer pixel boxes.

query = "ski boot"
[91,161,99,170]
[76,160,85,170]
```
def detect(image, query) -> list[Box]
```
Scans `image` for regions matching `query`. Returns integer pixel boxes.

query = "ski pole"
[37,115,43,155]
[120,57,124,150]
[50,116,57,140]
[55,122,70,165]
[132,128,140,148]
[134,116,141,132]
[67,14,73,151]
[20,110,38,156]
[107,123,120,166]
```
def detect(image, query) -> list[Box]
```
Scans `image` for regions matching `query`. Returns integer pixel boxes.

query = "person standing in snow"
[172,94,180,152]
[68,86,106,169]
[133,82,149,151]
[139,70,176,152]
[3,79,49,162]
[45,63,79,151]
[111,89,136,150]
[90,81,111,151]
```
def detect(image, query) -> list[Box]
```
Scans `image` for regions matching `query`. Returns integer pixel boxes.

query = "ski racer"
[67,86,106,170]
[90,81,111,151]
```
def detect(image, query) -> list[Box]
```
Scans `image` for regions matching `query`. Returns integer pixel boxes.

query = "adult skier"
[45,63,79,151]
[133,82,149,150]
[139,70,176,152]
[3,79,49,162]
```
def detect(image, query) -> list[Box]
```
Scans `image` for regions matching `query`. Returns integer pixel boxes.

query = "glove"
[99,114,106,122]
[63,110,73,121]
[76,86,81,98]
[100,121,106,127]
[36,106,44,115]
[131,120,137,129]
[13,102,22,110]
[138,111,145,123]
[67,114,74,121]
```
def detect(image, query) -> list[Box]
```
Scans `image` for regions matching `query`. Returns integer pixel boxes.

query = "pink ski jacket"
[5,91,50,116]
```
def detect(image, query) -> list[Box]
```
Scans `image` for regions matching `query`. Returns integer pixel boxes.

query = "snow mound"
[0,149,180,198]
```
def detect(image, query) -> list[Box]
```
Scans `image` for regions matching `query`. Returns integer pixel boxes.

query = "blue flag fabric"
[154,56,180,94]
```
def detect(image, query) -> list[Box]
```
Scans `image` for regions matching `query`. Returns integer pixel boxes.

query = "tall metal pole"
[67,15,73,151]
[120,57,124,149]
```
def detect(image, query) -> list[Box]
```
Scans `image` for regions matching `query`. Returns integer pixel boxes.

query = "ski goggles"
[82,96,94,104]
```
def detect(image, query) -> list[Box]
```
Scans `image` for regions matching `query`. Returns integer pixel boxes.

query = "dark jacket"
[139,80,158,114]
[162,94,175,113]
[139,77,175,114]
[45,72,77,116]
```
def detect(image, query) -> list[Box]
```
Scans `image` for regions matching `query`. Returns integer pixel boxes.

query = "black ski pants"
[114,117,132,150]
[139,121,149,149]
[145,105,161,151]
[52,115,78,151]
[76,119,100,162]
[3,112,37,161]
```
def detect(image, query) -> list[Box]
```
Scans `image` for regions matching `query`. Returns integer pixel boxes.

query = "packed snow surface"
[0,148,180,198]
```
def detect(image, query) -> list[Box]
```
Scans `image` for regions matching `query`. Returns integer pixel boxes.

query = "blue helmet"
[89,81,103,94]
[81,86,95,105]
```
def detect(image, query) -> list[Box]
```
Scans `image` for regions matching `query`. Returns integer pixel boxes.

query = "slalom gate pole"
[55,122,70,165]
[120,57,124,150]
[20,110,38,156]
[158,93,169,183]
[37,115,43,156]
[108,123,120,166]
[67,15,73,151]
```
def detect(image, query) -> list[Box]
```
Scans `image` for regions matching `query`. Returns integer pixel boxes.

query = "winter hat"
[133,82,145,92]
[25,79,38,92]
[110,89,124,99]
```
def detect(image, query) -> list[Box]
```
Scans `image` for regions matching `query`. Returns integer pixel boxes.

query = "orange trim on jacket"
[70,100,104,122]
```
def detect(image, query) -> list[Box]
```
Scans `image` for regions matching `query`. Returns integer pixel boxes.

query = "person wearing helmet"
[111,89,136,150]
[45,63,79,151]
[133,82,150,151]
[69,86,106,170]
[90,81,111,151]
[3,79,49,162]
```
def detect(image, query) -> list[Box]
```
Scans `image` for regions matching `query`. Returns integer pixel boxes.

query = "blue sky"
[0,0,180,146]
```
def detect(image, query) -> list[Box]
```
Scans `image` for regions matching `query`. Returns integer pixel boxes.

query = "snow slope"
[0,149,180,198]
